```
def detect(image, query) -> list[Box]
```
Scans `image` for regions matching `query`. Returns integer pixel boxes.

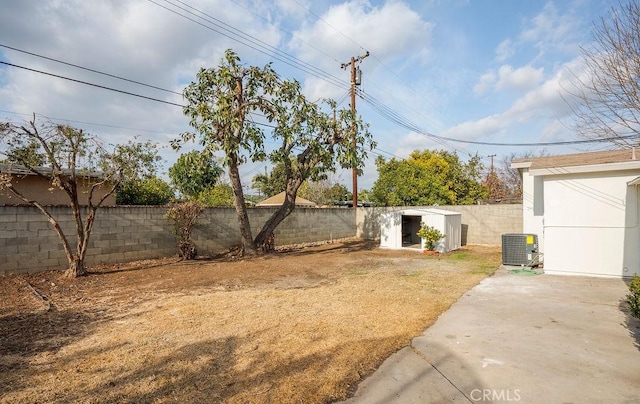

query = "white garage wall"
[542,172,640,277]
[522,171,545,253]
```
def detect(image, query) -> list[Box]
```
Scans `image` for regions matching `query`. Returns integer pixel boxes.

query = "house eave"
[529,160,640,176]
[510,161,532,169]
[628,176,640,186]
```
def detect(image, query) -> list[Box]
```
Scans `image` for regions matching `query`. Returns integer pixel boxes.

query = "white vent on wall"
[502,234,538,266]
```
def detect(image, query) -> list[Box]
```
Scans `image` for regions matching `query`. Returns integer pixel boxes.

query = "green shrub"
[117,177,174,205]
[196,184,234,207]
[416,222,444,251]
[627,275,640,318]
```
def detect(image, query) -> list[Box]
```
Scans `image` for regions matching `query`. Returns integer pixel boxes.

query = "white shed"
[380,208,462,253]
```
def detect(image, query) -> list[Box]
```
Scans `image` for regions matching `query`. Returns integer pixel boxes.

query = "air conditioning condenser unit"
[502,233,538,266]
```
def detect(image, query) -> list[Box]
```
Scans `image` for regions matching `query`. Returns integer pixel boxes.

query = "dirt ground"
[0,240,501,403]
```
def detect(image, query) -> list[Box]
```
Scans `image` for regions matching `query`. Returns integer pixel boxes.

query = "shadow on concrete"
[343,341,488,403]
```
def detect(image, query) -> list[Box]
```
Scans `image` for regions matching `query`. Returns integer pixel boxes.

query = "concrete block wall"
[439,204,522,245]
[1,204,519,276]
[0,205,356,275]
[0,206,178,275]
[356,204,522,246]
[192,207,355,252]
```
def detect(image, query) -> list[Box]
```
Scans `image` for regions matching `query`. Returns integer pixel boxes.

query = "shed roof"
[385,208,461,217]
[255,191,316,207]
[512,148,639,170]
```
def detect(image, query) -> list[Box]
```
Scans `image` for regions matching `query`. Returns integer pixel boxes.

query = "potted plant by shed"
[417,222,445,255]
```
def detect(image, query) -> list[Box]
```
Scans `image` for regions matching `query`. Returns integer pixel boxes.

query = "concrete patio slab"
[342,268,640,403]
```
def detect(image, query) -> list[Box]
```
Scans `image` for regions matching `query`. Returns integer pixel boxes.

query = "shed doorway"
[402,215,422,248]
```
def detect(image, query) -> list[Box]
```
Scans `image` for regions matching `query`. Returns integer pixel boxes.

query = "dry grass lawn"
[0,240,501,403]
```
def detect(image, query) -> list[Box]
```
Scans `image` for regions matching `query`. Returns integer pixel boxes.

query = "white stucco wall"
[522,168,640,277]
[521,170,545,253]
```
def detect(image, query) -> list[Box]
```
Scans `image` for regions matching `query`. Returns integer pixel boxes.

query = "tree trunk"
[227,152,256,255]
[254,181,301,251]
[4,185,82,275]
[65,257,87,278]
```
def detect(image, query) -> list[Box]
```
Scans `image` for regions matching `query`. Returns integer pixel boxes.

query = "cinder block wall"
[1,204,520,276]
[0,206,356,275]
[356,204,522,246]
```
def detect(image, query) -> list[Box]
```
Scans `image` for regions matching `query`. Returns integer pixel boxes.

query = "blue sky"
[0,0,616,191]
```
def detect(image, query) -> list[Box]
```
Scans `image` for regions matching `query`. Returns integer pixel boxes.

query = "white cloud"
[495,39,514,62]
[0,0,283,156]
[441,114,508,140]
[394,131,431,158]
[518,1,583,58]
[443,58,580,141]
[289,0,434,100]
[474,65,544,94]
[521,2,558,42]
[496,65,544,91]
[474,72,496,94]
[489,2,588,70]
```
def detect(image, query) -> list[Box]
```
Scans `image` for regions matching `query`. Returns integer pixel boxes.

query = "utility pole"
[341,50,369,208]
[488,154,497,173]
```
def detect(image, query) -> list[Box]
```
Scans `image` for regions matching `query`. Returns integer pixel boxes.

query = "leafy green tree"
[1,140,46,166]
[197,183,234,207]
[252,163,287,197]
[0,118,161,277]
[371,150,487,206]
[358,189,372,204]
[178,49,374,254]
[168,150,223,199]
[116,176,174,205]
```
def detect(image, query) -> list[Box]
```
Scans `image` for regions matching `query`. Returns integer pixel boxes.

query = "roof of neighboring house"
[255,191,317,207]
[512,148,640,170]
[0,163,105,179]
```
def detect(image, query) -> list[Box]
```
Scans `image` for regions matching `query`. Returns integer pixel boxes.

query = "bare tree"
[499,150,548,198]
[566,1,640,146]
[0,118,160,277]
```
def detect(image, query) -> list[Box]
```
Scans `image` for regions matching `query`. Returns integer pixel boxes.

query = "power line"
[0,109,179,136]
[4,54,629,149]
[0,60,185,108]
[147,0,346,89]
[0,43,182,96]
[285,3,633,149]
[226,0,341,65]
[288,0,448,132]
[359,90,467,154]
[290,0,366,53]
[358,89,640,148]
